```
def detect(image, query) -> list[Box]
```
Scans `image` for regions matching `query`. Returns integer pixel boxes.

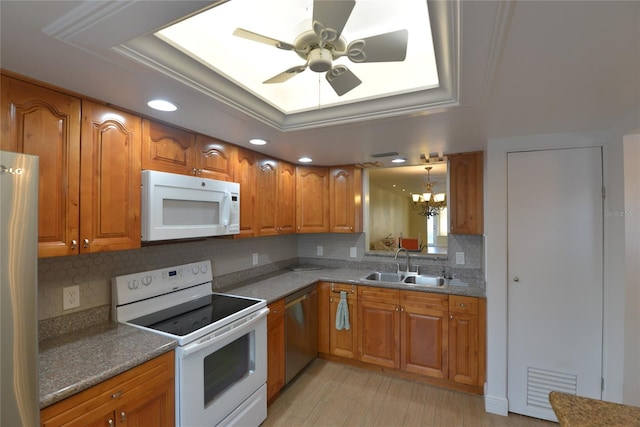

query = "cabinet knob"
[192,168,197,175]
[83,238,89,248]
[71,239,77,249]
[120,412,126,422]
[513,276,520,282]
[108,420,114,427]
[450,314,454,320]
[459,303,466,308]
[111,390,123,399]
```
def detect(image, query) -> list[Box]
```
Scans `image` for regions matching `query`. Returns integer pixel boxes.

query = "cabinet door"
[296,166,329,233]
[267,299,285,402]
[233,147,256,238]
[317,282,331,354]
[141,119,196,175]
[449,151,483,235]
[195,134,236,180]
[329,284,358,359]
[400,291,449,378]
[1,75,81,258]
[329,166,362,233]
[449,312,479,386]
[117,378,174,426]
[256,157,279,236]
[357,287,400,368]
[277,160,296,234]
[80,101,141,253]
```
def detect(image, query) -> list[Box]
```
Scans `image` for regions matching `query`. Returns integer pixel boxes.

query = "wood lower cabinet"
[40,351,175,427]
[448,295,485,386]
[448,151,484,235]
[296,166,329,233]
[357,286,400,368]
[328,283,358,359]
[400,291,449,379]
[267,299,285,403]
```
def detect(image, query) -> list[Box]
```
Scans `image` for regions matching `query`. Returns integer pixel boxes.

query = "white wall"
[623,133,640,405]
[484,129,626,415]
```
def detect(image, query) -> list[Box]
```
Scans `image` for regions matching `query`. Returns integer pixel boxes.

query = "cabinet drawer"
[331,282,357,300]
[268,299,285,322]
[358,286,399,303]
[449,296,479,314]
[401,290,448,310]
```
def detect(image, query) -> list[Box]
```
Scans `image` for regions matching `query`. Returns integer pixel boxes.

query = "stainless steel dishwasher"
[284,285,318,384]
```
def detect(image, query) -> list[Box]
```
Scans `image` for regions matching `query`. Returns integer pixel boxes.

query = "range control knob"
[141,275,152,286]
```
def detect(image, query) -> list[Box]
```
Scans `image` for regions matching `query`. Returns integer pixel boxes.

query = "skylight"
[156,0,439,115]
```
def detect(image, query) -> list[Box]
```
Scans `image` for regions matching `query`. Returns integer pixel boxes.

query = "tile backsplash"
[38,232,484,339]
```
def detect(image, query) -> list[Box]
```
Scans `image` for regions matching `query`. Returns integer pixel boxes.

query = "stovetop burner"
[127,293,262,337]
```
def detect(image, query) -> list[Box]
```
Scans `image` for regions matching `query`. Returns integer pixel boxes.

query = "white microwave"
[141,170,240,241]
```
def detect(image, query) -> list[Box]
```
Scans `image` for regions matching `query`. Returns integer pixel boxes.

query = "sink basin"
[403,275,446,287]
[362,271,403,282]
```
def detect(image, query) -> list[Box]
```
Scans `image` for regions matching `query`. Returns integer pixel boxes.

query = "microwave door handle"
[221,191,231,226]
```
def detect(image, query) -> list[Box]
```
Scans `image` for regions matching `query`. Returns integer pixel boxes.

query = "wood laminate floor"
[263,359,557,427]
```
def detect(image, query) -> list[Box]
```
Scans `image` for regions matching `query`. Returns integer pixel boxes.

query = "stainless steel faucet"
[394,247,411,272]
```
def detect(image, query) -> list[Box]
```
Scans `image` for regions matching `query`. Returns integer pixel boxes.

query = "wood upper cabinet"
[80,101,141,253]
[234,147,257,238]
[400,291,449,379]
[1,76,140,256]
[255,157,295,236]
[357,286,400,368]
[1,75,81,258]
[195,134,236,181]
[448,295,485,386]
[141,118,197,175]
[296,166,330,233]
[267,299,285,403]
[329,165,362,233]
[448,151,484,235]
[329,283,358,359]
[41,351,175,427]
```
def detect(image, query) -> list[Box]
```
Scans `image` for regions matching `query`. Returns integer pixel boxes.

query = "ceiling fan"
[232,0,409,96]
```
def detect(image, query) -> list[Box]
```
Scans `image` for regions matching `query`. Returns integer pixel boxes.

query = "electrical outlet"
[456,252,465,265]
[316,246,323,256]
[350,247,357,258]
[252,253,258,266]
[63,285,80,310]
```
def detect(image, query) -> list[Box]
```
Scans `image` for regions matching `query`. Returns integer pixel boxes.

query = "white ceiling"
[1,0,638,167]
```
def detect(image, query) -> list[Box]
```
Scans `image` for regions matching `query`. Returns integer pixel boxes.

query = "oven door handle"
[178,307,269,358]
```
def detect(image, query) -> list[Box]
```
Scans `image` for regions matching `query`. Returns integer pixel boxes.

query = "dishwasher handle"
[285,294,308,308]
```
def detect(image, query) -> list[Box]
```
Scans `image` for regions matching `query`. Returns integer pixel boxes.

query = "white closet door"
[507,147,603,421]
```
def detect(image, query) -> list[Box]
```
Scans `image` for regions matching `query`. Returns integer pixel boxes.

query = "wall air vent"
[526,366,578,410]
[371,151,399,158]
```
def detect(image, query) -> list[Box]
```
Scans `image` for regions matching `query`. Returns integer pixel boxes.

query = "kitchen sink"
[402,274,446,287]
[362,271,404,282]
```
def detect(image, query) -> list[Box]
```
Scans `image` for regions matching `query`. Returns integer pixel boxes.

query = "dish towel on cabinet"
[335,291,350,330]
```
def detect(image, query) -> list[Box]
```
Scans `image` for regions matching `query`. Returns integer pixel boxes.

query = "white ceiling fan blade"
[347,29,409,63]
[233,28,295,51]
[312,0,355,45]
[325,65,362,96]
[263,65,308,84]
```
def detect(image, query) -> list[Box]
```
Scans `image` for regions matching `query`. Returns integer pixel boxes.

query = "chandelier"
[411,167,446,217]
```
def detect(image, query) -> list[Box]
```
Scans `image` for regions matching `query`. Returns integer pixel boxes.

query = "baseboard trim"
[484,387,509,416]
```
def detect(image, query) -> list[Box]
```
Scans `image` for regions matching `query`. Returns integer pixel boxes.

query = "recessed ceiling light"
[147,99,178,111]
[298,157,313,163]
[249,138,268,145]
[391,158,407,163]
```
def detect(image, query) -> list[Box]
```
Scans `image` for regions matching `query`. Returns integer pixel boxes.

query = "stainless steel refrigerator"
[1,151,39,426]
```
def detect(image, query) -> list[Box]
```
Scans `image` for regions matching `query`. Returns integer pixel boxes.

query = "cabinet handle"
[111,390,123,399]
[120,412,126,422]
[83,238,89,248]
[108,420,114,427]
[71,239,77,249]
[459,303,467,308]
[395,307,399,312]
[192,168,197,175]
[450,314,454,320]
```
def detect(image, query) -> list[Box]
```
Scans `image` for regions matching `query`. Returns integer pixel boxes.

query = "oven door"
[176,307,268,427]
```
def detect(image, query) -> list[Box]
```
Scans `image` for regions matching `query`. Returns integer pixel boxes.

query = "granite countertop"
[549,391,640,426]
[39,323,176,409]
[221,267,485,303]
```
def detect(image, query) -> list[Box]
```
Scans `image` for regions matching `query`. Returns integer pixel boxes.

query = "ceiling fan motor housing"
[309,48,332,72]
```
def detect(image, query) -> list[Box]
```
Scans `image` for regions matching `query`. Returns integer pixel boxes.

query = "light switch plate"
[350,247,357,258]
[456,252,465,265]
[317,246,323,256]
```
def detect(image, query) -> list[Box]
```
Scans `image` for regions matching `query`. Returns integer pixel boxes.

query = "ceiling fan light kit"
[233,0,409,96]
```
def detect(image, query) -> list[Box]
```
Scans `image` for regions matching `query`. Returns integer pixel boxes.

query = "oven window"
[203,332,253,407]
